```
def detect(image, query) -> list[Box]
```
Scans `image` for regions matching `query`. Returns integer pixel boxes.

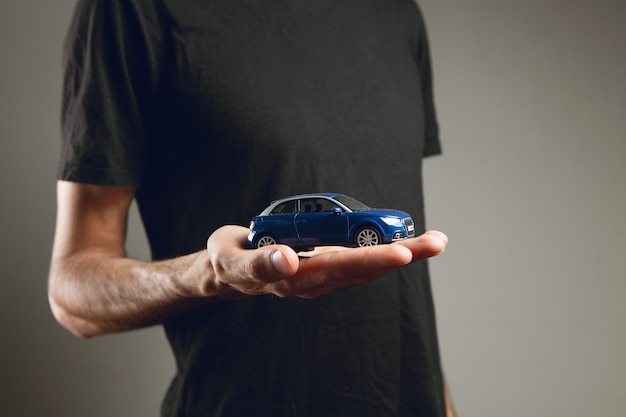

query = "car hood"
[351,208,410,218]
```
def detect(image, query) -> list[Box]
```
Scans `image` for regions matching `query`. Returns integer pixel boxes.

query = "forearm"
[48,249,230,338]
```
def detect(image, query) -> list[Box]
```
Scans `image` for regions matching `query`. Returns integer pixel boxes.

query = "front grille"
[404,218,415,237]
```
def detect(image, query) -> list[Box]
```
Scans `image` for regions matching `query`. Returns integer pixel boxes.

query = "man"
[49,0,456,416]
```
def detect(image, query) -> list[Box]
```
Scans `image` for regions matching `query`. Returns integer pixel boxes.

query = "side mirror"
[332,206,342,216]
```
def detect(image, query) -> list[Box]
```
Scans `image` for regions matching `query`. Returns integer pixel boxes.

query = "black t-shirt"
[59,1,445,416]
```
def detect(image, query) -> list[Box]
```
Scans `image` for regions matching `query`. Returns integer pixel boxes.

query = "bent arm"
[47,181,219,337]
[48,181,449,338]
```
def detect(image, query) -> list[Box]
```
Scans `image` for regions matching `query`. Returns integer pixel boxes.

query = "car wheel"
[355,227,381,247]
[255,234,278,248]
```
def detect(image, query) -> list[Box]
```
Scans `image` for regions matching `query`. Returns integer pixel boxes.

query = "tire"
[354,227,381,247]
[255,234,278,248]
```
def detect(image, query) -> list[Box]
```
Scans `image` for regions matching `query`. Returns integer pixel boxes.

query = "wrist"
[173,250,246,301]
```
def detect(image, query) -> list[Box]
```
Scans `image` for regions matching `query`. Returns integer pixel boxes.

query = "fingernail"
[271,250,292,275]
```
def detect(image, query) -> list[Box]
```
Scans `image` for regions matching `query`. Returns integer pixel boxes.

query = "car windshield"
[335,195,370,211]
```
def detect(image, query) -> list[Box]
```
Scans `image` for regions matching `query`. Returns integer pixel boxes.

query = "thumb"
[206,225,299,284]
[270,248,299,276]
[246,246,299,282]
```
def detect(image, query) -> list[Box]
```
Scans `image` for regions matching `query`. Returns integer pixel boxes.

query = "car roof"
[270,193,345,204]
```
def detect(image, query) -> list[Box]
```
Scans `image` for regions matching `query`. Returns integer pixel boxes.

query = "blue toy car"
[248,193,416,251]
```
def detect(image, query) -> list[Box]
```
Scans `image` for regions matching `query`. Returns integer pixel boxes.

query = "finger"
[394,230,448,261]
[297,245,349,257]
[271,243,414,297]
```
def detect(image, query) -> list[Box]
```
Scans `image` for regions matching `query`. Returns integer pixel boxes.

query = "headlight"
[381,217,403,227]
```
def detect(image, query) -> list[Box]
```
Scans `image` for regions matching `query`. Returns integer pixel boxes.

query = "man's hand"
[202,225,448,299]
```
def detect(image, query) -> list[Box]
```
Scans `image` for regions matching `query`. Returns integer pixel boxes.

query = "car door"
[295,198,349,246]
[262,199,301,247]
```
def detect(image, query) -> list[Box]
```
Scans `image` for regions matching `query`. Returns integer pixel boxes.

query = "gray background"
[1,1,624,416]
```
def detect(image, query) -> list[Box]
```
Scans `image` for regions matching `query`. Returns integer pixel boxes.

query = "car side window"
[270,200,296,215]
[300,199,316,213]
[316,198,337,212]
[299,198,336,213]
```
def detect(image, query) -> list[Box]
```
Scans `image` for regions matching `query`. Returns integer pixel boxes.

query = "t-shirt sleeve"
[58,0,163,186]
[414,4,442,158]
